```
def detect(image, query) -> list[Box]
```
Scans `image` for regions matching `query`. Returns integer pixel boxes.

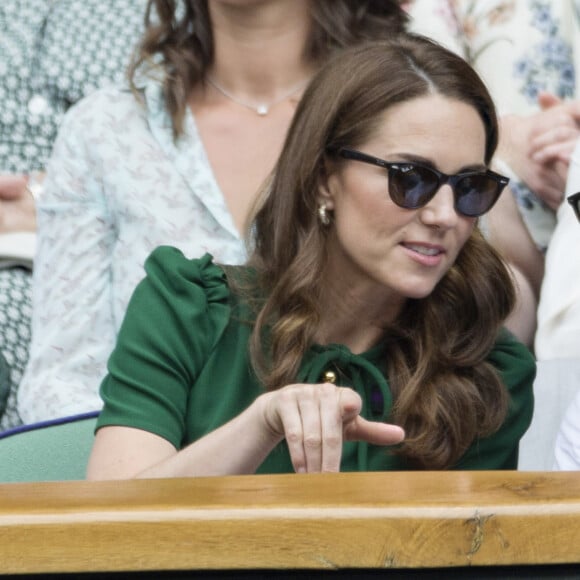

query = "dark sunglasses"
[337,148,509,218]
[568,191,580,223]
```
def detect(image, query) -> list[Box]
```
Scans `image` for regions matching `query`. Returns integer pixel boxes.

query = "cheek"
[462,218,477,239]
[336,195,398,236]
[451,219,477,257]
[333,173,398,224]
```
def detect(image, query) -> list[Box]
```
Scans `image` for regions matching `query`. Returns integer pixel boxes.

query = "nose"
[419,184,459,228]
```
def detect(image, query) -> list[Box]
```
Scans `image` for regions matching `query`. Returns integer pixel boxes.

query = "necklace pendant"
[256,104,269,116]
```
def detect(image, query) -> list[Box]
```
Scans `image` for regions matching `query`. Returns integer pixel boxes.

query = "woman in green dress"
[87,35,535,480]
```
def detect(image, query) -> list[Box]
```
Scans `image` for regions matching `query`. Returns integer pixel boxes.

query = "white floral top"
[407,0,580,250]
[18,78,246,423]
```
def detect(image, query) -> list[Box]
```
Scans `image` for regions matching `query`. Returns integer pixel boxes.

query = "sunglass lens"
[389,166,437,209]
[454,175,499,217]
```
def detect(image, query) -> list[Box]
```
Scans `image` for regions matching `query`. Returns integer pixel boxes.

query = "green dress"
[97,247,536,472]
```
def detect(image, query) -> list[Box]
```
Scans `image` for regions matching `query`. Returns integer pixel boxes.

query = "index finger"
[344,417,405,447]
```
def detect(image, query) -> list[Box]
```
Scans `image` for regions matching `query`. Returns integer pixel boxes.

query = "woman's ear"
[317,157,337,210]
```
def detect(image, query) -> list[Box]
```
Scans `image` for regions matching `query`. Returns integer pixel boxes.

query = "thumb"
[538,91,561,110]
[338,387,405,446]
[345,416,405,446]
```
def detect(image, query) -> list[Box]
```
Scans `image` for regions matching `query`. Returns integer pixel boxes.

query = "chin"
[399,281,439,300]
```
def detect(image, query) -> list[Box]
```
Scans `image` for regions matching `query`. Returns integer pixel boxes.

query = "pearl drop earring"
[318,204,330,226]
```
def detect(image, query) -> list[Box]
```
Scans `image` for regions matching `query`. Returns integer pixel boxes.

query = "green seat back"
[0,413,98,483]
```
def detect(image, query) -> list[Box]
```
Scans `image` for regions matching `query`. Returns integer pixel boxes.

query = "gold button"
[322,370,337,384]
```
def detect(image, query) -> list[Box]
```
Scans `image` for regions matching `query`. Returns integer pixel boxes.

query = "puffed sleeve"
[455,329,536,470]
[96,247,231,448]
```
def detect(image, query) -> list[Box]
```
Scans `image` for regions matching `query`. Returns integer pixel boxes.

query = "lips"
[402,243,444,256]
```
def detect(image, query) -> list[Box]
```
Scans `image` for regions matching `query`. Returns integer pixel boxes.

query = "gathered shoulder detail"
[141,247,232,360]
[98,247,236,447]
[144,247,228,298]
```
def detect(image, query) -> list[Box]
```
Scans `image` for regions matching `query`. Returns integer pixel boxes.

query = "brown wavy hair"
[128,0,408,137]
[245,35,515,470]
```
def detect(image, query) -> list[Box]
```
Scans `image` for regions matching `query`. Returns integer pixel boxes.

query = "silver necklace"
[206,76,309,116]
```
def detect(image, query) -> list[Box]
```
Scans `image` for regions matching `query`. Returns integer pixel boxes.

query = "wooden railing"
[1,471,580,577]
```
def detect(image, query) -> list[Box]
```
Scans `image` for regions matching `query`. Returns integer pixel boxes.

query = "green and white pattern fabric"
[0,268,31,429]
[0,0,145,431]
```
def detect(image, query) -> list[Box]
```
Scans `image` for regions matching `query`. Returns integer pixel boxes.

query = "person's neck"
[208,0,316,103]
[314,252,405,354]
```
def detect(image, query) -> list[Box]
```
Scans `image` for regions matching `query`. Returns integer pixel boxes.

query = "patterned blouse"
[18,77,247,424]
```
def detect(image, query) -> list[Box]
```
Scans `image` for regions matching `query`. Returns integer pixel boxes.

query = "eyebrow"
[394,153,487,173]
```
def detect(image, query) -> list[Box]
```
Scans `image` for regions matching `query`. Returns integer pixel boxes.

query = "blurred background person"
[0,0,145,431]
[535,138,580,359]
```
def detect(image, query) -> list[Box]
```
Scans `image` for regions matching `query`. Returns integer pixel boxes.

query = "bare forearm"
[142,399,281,478]
[87,384,405,481]
[88,395,282,480]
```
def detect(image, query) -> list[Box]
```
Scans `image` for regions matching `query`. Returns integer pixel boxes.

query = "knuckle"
[278,387,297,404]
[303,434,322,450]
[342,386,362,405]
[285,429,303,445]
[324,433,342,448]
[319,383,337,398]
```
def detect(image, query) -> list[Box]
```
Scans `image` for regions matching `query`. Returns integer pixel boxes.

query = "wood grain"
[1,470,580,574]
